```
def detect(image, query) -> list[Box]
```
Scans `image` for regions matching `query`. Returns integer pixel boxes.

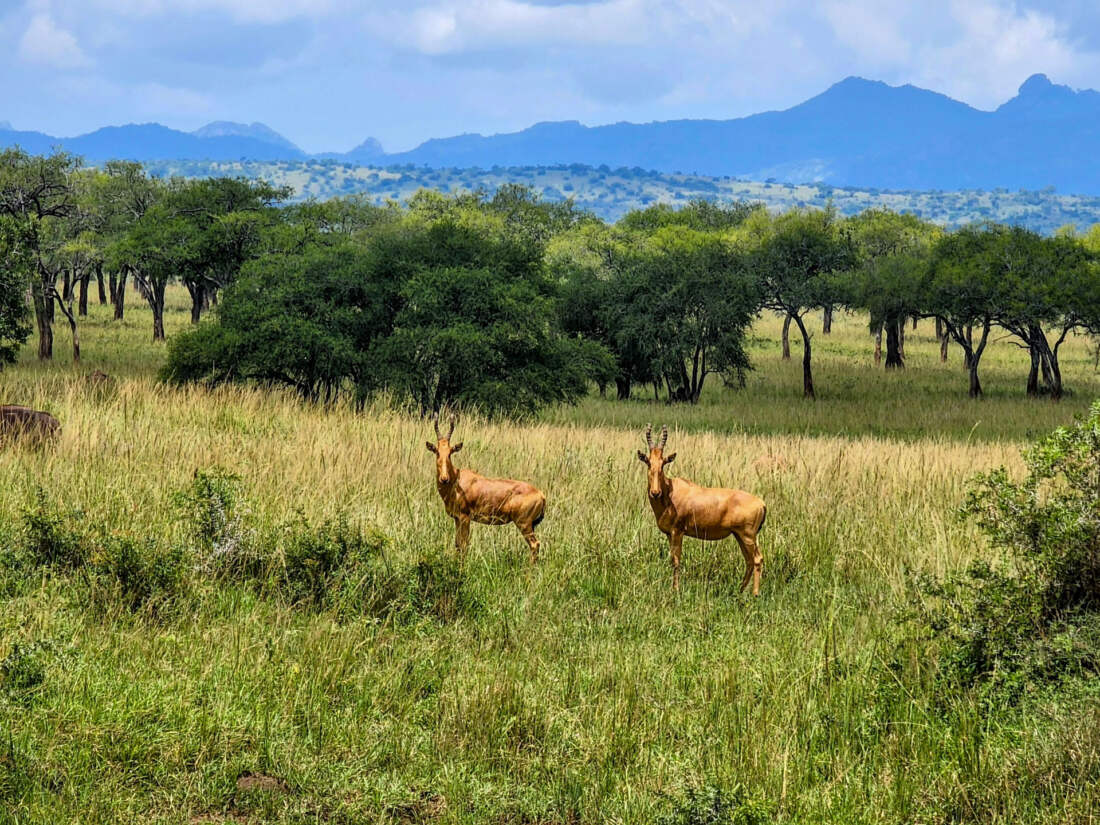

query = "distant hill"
[377,74,1100,193]
[4,74,1100,193]
[191,121,302,154]
[0,121,306,162]
[144,158,1100,235]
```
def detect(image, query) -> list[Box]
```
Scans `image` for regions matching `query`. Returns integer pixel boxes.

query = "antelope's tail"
[757,503,767,533]
[532,495,546,529]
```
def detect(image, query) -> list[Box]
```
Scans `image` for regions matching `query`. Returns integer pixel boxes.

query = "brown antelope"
[0,406,60,442]
[426,415,546,563]
[638,424,767,594]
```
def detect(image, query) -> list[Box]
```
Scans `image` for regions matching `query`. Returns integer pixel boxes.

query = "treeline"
[4,149,1100,414]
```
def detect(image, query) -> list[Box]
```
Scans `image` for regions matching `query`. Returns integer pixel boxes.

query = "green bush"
[918,400,1100,696]
[656,785,771,825]
[273,513,389,608]
[1,641,54,702]
[89,535,190,614]
[404,550,481,623]
[19,489,88,570]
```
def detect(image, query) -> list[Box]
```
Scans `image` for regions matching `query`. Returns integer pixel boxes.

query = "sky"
[3,0,1100,153]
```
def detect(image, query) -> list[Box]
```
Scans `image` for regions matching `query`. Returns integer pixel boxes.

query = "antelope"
[638,424,767,594]
[426,415,546,563]
[0,406,60,442]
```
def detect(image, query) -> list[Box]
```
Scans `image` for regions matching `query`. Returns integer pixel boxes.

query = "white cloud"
[17,12,93,69]
[369,0,654,55]
[84,0,340,24]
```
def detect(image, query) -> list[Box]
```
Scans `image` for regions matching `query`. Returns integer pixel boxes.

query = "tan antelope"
[0,406,61,443]
[426,415,546,563]
[638,424,767,594]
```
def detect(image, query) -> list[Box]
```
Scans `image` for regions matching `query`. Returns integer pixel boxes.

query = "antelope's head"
[637,424,675,499]
[426,413,462,485]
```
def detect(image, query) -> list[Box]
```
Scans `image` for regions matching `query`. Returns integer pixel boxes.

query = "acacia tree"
[98,161,159,321]
[0,149,79,360]
[168,177,289,323]
[615,227,758,403]
[927,226,1007,399]
[845,209,939,369]
[753,209,854,399]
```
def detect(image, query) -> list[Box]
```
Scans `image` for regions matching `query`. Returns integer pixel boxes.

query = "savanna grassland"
[143,159,1100,234]
[2,290,1100,824]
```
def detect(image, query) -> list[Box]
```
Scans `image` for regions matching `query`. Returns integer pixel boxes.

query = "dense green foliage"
[0,217,31,365]
[164,198,607,416]
[917,401,1100,697]
[7,149,1100,413]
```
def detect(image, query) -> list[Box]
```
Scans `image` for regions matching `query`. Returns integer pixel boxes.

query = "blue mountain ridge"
[2,74,1099,193]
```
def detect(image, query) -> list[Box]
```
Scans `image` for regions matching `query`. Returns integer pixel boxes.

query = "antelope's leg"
[735,531,763,596]
[454,517,471,558]
[669,530,684,591]
[518,522,540,564]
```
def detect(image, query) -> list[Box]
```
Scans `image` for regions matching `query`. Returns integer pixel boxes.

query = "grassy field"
[1,291,1099,824]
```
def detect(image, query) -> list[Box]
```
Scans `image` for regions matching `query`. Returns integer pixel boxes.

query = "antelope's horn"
[659,425,668,450]
[645,423,654,451]
[447,414,456,440]
[433,413,441,439]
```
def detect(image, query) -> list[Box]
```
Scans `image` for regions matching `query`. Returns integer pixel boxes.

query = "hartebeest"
[426,415,546,563]
[0,406,60,442]
[638,424,767,594]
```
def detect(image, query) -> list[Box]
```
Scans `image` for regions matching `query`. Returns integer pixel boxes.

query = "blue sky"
[3,0,1099,153]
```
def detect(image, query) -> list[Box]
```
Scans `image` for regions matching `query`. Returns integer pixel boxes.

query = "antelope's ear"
[451,442,463,453]
[636,450,650,465]
[663,452,677,465]
[425,441,438,454]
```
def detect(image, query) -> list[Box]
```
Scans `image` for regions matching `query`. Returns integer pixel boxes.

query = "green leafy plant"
[656,785,771,825]
[918,400,1100,695]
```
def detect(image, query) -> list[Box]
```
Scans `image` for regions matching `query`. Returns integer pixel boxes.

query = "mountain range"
[3,73,1099,193]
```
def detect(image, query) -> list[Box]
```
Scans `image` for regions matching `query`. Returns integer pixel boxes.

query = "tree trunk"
[188,281,205,324]
[96,265,107,305]
[114,271,127,320]
[781,313,792,360]
[61,269,73,302]
[897,319,905,360]
[968,360,982,398]
[874,323,883,365]
[940,330,948,363]
[108,270,118,306]
[792,313,814,399]
[935,317,943,342]
[54,292,79,363]
[1026,345,1041,397]
[32,280,53,360]
[615,377,631,400]
[152,283,166,342]
[884,319,904,369]
[911,316,918,331]
[822,305,833,335]
[78,273,89,317]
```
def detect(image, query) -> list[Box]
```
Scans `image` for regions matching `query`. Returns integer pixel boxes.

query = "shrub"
[918,400,1100,696]
[656,785,771,825]
[1,641,54,702]
[89,535,190,614]
[19,489,88,570]
[405,550,481,623]
[174,468,257,578]
[273,513,389,608]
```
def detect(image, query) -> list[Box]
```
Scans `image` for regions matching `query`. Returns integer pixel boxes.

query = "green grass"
[1,291,1098,823]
